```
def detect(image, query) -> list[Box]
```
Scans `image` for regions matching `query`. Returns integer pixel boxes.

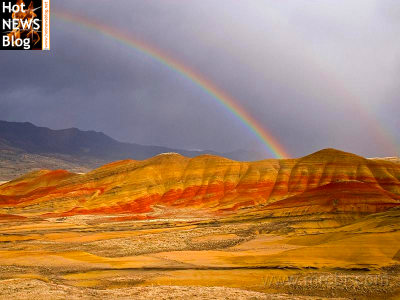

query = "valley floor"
[0,210,399,299]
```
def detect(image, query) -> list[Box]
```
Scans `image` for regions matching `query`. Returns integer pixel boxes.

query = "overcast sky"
[1,0,399,158]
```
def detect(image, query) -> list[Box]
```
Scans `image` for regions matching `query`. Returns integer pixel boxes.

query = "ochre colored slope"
[0,149,399,217]
[0,170,79,209]
[0,169,78,196]
[262,181,400,216]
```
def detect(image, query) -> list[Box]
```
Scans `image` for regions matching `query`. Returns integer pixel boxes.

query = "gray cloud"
[0,0,399,158]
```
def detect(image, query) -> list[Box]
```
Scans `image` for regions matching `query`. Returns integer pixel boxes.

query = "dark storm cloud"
[0,0,399,157]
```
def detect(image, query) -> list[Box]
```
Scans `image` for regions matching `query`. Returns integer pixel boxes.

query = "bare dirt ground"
[0,278,346,300]
[0,211,399,299]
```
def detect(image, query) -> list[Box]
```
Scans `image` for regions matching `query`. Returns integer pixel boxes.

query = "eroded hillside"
[0,148,399,219]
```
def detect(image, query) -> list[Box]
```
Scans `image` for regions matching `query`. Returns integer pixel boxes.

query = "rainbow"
[52,11,290,159]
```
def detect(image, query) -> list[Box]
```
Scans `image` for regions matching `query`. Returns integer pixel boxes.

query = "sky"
[1,0,399,158]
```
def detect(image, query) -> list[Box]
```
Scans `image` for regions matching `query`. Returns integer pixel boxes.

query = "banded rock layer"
[0,149,399,218]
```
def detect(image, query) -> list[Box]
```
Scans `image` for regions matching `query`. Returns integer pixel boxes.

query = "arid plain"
[0,149,399,299]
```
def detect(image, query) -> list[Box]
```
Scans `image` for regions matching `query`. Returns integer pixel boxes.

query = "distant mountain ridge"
[0,120,265,180]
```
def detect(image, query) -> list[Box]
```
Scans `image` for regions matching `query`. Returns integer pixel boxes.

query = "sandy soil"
[0,210,399,299]
[0,278,347,300]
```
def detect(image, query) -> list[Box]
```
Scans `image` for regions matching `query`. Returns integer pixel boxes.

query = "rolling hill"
[1,148,399,218]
